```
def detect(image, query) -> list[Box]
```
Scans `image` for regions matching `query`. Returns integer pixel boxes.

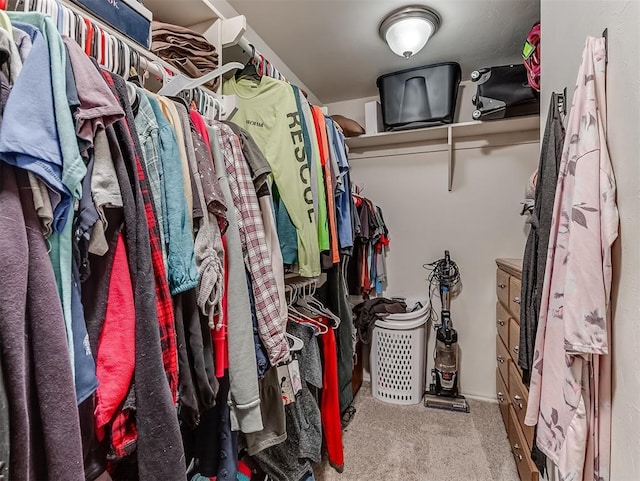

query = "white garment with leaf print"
[525,36,618,481]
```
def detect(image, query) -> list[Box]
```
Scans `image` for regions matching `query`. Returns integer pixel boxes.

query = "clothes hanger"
[286,332,304,352]
[210,96,222,122]
[285,284,326,335]
[112,37,118,75]
[287,287,329,335]
[83,18,92,55]
[296,286,341,327]
[122,41,130,79]
[235,44,261,82]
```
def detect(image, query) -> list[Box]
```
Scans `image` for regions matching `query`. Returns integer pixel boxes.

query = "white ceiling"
[227,0,540,103]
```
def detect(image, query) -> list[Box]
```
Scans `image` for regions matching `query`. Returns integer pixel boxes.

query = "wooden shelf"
[144,0,223,28]
[345,115,540,152]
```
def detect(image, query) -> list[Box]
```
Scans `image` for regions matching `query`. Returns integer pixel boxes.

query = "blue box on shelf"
[70,0,152,48]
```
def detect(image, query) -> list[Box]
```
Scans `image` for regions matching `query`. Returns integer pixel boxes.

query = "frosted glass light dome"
[379,6,441,59]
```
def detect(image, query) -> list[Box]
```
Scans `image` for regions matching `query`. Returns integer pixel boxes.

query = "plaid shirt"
[133,92,168,266]
[107,388,138,461]
[213,123,289,365]
[101,72,179,457]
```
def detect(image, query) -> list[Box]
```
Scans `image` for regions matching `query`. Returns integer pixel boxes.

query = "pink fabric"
[95,233,136,437]
[190,109,211,149]
[212,234,229,378]
[525,36,617,481]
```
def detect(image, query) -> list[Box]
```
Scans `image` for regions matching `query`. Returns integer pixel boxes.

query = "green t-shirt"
[223,76,320,277]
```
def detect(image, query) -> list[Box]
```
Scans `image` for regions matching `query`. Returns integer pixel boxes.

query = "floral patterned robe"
[524,36,618,481]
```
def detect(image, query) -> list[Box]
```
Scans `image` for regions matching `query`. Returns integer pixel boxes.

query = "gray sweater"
[208,124,263,434]
[519,94,565,383]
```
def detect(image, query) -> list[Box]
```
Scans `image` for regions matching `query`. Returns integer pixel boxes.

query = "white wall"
[343,135,539,399]
[541,2,640,480]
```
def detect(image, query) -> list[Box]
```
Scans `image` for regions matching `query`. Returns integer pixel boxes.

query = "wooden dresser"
[495,258,539,481]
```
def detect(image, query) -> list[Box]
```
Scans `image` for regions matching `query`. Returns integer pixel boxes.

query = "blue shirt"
[0,22,70,225]
[146,95,198,295]
[326,118,354,249]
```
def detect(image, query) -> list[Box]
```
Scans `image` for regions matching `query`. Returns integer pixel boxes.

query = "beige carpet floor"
[314,384,518,481]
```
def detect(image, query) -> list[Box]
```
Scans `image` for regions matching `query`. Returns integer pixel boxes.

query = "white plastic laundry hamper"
[370,304,429,405]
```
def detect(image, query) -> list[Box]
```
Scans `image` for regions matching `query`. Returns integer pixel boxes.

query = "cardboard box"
[364,100,384,135]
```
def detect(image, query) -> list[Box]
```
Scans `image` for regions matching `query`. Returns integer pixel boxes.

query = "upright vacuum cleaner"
[423,251,470,413]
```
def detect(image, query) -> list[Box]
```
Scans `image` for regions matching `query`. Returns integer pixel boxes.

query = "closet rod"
[236,36,286,81]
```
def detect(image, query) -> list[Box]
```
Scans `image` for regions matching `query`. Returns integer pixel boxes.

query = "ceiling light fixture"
[379,5,441,59]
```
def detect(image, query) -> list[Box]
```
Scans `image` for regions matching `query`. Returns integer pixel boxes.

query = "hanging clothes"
[207,122,263,435]
[525,36,617,481]
[519,93,566,386]
[223,75,321,277]
[0,4,379,479]
[211,121,289,366]
[101,71,185,480]
[0,163,85,481]
[347,194,390,297]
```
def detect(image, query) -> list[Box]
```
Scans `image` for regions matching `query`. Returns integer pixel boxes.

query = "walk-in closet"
[0,0,638,480]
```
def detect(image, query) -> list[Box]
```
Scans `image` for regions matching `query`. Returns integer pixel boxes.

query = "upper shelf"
[345,115,540,153]
[143,0,224,28]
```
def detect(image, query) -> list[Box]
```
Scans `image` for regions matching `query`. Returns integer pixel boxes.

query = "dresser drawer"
[509,361,534,449]
[508,406,539,481]
[497,269,510,308]
[509,276,522,321]
[509,318,522,374]
[496,302,510,349]
[496,368,509,430]
[496,335,510,389]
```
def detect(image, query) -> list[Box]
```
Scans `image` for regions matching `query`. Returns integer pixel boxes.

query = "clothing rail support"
[447,125,454,192]
[158,61,244,96]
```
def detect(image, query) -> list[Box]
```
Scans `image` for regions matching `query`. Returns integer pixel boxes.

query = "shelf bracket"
[447,125,454,191]
[221,15,247,47]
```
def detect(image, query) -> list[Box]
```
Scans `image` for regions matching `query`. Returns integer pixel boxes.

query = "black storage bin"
[377,62,461,131]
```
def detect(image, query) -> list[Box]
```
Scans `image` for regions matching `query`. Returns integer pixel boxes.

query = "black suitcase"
[470,64,539,121]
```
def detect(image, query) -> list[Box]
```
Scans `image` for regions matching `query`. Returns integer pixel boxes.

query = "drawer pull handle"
[497,391,505,402]
[498,283,506,289]
[497,356,505,364]
[513,394,524,410]
[513,296,521,305]
[512,443,524,461]
[513,345,519,355]
[497,319,505,326]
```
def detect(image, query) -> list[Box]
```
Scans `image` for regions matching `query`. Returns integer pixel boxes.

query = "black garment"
[519,94,565,384]
[175,289,219,430]
[317,260,354,413]
[518,94,565,476]
[105,70,187,481]
[81,215,122,356]
[0,165,85,481]
[79,394,110,481]
[185,374,238,481]
[352,298,407,344]
[0,351,9,481]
